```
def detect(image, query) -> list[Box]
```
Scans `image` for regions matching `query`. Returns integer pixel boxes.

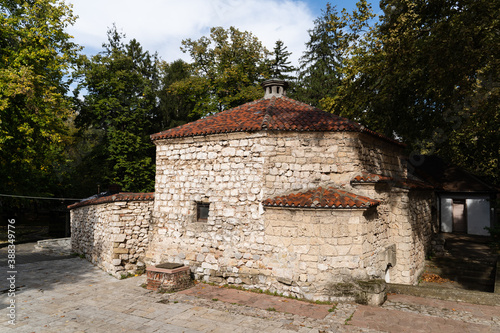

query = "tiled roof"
[409,155,497,192]
[150,96,404,146]
[351,172,434,190]
[262,186,380,209]
[351,172,393,183]
[400,179,434,190]
[68,192,154,209]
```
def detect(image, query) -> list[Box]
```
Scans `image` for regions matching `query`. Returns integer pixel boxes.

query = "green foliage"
[295,2,373,106]
[74,26,158,192]
[485,224,500,251]
[157,59,198,130]
[0,0,80,196]
[345,312,354,325]
[170,26,271,117]
[270,40,296,81]
[325,0,499,184]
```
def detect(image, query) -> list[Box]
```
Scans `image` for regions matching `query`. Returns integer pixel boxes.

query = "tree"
[270,40,296,81]
[170,26,271,117]
[74,26,159,193]
[157,59,197,130]
[295,3,373,107]
[326,0,500,183]
[0,0,80,196]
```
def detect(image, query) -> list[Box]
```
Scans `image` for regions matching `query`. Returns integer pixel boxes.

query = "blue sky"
[66,0,380,66]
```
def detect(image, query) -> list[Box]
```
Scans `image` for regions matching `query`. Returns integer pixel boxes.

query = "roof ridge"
[261,97,277,130]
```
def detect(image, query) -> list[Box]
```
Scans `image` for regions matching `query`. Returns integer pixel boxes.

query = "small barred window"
[196,202,210,221]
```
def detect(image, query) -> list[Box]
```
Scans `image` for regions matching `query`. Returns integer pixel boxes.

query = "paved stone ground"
[1,243,499,333]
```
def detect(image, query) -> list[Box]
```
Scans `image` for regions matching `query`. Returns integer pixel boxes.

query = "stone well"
[146,263,193,292]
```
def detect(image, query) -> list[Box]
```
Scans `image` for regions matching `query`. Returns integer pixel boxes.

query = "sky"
[66,0,381,67]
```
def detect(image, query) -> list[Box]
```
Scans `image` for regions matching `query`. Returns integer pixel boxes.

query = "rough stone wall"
[262,132,405,197]
[350,183,434,284]
[148,130,412,300]
[263,207,387,300]
[394,190,434,284]
[149,132,268,285]
[71,199,153,277]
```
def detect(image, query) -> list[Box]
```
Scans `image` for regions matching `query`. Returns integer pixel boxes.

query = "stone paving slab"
[1,242,499,332]
[386,294,500,322]
[178,284,333,319]
[350,305,495,333]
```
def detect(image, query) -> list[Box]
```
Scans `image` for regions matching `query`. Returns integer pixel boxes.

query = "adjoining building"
[410,155,497,236]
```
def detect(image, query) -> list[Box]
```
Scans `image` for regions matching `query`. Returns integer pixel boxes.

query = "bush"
[485,224,500,250]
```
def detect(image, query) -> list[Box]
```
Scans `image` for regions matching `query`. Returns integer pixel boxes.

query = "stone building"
[70,80,434,301]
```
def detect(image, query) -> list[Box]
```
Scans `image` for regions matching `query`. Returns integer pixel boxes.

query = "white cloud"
[66,0,316,66]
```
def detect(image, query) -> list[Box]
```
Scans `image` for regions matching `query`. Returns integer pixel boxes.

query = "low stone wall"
[69,193,154,277]
[263,207,388,301]
[391,191,434,284]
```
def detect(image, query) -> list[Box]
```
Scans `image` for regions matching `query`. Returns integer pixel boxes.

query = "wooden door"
[452,200,467,233]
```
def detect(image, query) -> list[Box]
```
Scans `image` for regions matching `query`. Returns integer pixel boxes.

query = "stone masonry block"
[112,234,127,242]
[113,248,129,254]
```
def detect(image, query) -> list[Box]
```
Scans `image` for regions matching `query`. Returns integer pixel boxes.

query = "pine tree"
[295,3,343,107]
[270,40,296,81]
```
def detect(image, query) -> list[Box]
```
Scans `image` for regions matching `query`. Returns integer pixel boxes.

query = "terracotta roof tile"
[262,186,380,209]
[399,179,434,190]
[351,172,393,183]
[351,172,433,190]
[150,96,404,146]
[68,192,154,209]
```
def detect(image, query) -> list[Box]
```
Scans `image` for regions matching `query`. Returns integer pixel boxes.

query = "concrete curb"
[34,237,72,254]
[387,283,500,306]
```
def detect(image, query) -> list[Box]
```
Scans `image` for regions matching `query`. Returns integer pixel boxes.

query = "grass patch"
[313,299,332,305]
[345,313,354,325]
[266,307,276,312]
[119,272,134,280]
[328,304,337,312]
[157,288,176,294]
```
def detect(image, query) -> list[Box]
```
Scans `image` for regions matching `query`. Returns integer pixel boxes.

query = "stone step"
[425,262,495,280]
[34,237,72,254]
[387,283,500,306]
[424,258,496,293]
[429,255,497,266]
[424,272,495,289]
